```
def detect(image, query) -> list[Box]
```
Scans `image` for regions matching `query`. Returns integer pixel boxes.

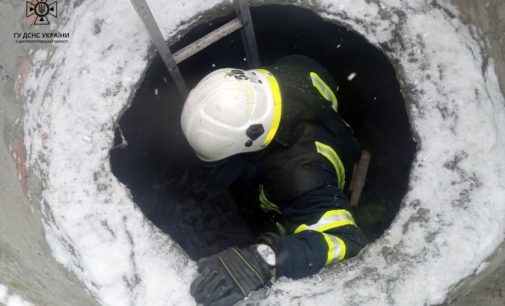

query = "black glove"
[190,245,274,306]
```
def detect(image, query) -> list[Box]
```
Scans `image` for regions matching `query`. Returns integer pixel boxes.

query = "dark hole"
[110,5,416,260]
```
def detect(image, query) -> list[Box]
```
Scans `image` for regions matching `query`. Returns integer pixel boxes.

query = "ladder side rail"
[129,0,188,97]
[234,0,261,68]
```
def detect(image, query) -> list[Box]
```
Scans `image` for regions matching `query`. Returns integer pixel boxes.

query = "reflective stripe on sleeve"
[293,209,356,234]
[315,141,346,190]
[309,72,338,112]
[293,209,354,265]
[323,233,347,264]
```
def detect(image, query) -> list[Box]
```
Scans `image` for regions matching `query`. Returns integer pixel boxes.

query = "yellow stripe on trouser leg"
[256,69,282,146]
[315,141,346,190]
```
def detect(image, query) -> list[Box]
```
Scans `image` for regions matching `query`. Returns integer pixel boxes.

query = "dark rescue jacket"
[207,55,368,279]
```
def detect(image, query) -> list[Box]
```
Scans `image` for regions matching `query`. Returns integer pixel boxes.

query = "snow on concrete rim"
[0,283,35,306]
[22,0,505,305]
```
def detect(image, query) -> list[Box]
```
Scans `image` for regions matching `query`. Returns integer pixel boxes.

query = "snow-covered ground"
[22,0,505,305]
[0,283,34,306]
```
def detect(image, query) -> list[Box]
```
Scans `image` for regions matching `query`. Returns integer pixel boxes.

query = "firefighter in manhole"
[182,55,368,305]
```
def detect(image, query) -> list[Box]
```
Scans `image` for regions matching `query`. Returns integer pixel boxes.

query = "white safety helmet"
[181,68,281,162]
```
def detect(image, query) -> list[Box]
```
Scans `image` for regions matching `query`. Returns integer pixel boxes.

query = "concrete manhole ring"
[21,1,505,305]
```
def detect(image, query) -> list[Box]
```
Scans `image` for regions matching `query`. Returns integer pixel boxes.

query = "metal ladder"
[130,0,261,98]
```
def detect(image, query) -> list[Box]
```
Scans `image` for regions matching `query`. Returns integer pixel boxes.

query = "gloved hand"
[190,245,275,306]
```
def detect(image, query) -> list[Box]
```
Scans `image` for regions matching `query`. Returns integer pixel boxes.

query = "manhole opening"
[110,5,416,260]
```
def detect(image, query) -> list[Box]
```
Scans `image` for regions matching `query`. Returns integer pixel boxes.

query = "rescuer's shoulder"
[268,55,338,89]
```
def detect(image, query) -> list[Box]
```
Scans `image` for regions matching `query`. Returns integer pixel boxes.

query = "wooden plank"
[350,151,371,207]
[174,18,243,64]
[234,0,261,68]
[129,0,187,97]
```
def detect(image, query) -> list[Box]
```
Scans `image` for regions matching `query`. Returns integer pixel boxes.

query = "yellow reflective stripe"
[259,184,281,214]
[256,69,282,145]
[312,209,356,233]
[294,224,310,234]
[322,209,356,223]
[293,209,356,234]
[309,72,338,112]
[323,233,347,264]
[292,209,354,265]
[315,141,346,190]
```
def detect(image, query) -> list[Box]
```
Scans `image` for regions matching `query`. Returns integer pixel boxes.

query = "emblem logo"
[26,0,57,26]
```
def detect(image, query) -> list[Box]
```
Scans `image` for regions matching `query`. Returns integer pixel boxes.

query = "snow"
[347,72,357,81]
[22,0,505,306]
[0,284,6,302]
[0,283,34,306]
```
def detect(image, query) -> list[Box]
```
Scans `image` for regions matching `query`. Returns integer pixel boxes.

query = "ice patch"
[22,0,505,306]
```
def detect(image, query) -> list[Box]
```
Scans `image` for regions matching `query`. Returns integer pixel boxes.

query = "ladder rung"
[130,0,260,98]
[174,18,243,64]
